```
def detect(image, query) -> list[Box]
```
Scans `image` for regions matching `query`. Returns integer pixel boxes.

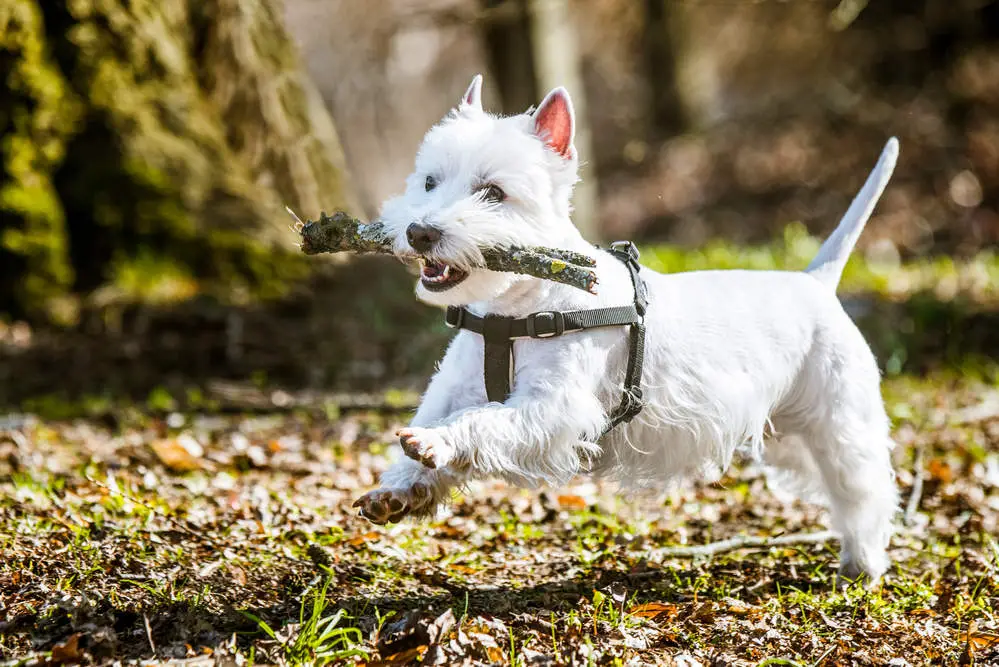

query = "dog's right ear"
[459,74,483,113]
[532,87,575,159]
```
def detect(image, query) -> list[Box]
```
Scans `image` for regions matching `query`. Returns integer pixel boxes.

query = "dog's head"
[379,75,581,306]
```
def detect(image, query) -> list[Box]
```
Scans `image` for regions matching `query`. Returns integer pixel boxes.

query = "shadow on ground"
[4,557,828,663]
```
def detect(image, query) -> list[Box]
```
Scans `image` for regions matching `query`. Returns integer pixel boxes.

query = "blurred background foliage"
[1,0,999,409]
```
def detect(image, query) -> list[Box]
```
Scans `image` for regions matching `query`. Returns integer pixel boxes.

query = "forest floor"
[2,240,999,666]
[1,369,998,667]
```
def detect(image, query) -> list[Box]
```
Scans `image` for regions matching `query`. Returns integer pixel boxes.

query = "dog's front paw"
[398,427,454,469]
[352,484,430,525]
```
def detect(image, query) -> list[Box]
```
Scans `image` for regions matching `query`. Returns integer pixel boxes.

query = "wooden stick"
[143,613,157,655]
[904,446,925,527]
[649,530,837,559]
[290,208,600,293]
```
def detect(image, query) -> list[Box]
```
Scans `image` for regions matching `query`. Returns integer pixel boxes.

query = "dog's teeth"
[442,265,451,279]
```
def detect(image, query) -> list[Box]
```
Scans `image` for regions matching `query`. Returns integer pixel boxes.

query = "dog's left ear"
[459,74,483,113]
[532,87,575,159]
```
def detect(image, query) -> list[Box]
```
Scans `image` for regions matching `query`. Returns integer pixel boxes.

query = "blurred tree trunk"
[481,0,537,114]
[643,0,686,135]
[0,0,355,320]
[527,0,599,241]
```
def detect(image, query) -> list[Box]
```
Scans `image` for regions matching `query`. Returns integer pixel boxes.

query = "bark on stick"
[292,209,599,293]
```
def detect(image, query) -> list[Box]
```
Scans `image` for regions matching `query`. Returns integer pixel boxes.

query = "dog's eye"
[425,175,437,192]
[481,184,505,204]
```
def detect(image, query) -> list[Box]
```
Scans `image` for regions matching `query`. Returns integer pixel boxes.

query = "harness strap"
[446,304,642,404]
[483,316,514,404]
[607,242,647,429]
[444,241,648,433]
[444,305,641,340]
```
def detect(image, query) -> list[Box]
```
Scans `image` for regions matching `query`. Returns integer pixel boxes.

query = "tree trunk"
[0,0,355,319]
[643,0,686,136]
[527,0,600,242]
[481,0,538,115]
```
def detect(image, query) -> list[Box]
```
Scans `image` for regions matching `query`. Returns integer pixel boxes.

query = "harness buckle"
[444,306,464,329]
[526,311,565,338]
[610,240,641,264]
[618,387,645,422]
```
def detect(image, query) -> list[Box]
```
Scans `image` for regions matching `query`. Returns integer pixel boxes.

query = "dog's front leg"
[398,353,607,487]
[352,457,462,524]
[353,343,468,524]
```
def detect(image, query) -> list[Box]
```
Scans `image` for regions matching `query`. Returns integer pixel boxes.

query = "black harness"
[444,241,648,434]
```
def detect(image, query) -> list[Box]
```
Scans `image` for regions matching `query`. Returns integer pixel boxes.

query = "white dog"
[354,75,899,584]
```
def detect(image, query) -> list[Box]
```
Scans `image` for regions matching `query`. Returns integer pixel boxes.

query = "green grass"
[641,223,999,302]
[241,577,368,666]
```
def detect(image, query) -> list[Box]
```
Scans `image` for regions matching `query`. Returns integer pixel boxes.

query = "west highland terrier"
[353,75,900,585]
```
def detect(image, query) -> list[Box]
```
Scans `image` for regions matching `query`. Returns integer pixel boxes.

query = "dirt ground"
[1,368,998,666]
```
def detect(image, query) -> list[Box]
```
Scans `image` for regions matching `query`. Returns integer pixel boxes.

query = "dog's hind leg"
[805,422,898,586]
[762,433,828,506]
[784,312,899,585]
[762,426,895,584]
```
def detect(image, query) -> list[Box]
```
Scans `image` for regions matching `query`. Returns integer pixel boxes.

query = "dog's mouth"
[420,259,468,291]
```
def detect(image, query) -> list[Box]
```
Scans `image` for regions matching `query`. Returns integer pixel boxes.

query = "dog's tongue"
[422,261,446,278]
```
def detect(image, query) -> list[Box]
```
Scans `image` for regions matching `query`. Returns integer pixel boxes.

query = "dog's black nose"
[406,223,442,253]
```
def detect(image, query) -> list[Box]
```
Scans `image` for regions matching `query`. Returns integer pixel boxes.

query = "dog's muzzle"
[406,223,441,253]
[419,259,468,291]
[405,222,470,291]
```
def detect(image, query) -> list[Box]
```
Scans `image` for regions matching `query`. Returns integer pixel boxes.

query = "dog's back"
[598,141,900,585]
[597,267,883,477]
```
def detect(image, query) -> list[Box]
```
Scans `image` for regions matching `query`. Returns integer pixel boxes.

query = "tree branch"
[904,446,925,527]
[290,209,600,293]
[649,530,837,559]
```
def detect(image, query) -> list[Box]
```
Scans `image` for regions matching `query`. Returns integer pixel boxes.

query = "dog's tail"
[805,137,899,292]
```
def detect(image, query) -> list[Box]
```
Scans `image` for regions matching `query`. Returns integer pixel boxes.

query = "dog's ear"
[459,74,483,113]
[532,87,575,159]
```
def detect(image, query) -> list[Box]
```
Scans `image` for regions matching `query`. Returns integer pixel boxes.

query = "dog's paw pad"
[353,488,410,525]
[398,427,454,469]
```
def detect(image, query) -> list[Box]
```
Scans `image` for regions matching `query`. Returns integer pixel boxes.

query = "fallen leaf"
[197,560,223,579]
[722,598,762,618]
[151,435,204,471]
[968,631,999,649]
[908,608,937,617]
[628,602,678,621]
[51,633,82,664]
[426,608,456,645]
[926,458,953,483]
[557,494,587,510]
[434,524,468,539]
[228,564,247,586]
[367,645,428,666]
[349,531,381,546]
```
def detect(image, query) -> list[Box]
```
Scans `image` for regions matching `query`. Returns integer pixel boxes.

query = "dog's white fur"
[355,75,900,584]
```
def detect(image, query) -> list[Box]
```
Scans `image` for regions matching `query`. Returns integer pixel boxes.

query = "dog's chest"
[441,325,628,416]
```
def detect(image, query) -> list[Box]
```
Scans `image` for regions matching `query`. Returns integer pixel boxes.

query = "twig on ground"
[904,445,925,527]
[143,613,156,655]
[291,208,600,293]
[649,530,837,559]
